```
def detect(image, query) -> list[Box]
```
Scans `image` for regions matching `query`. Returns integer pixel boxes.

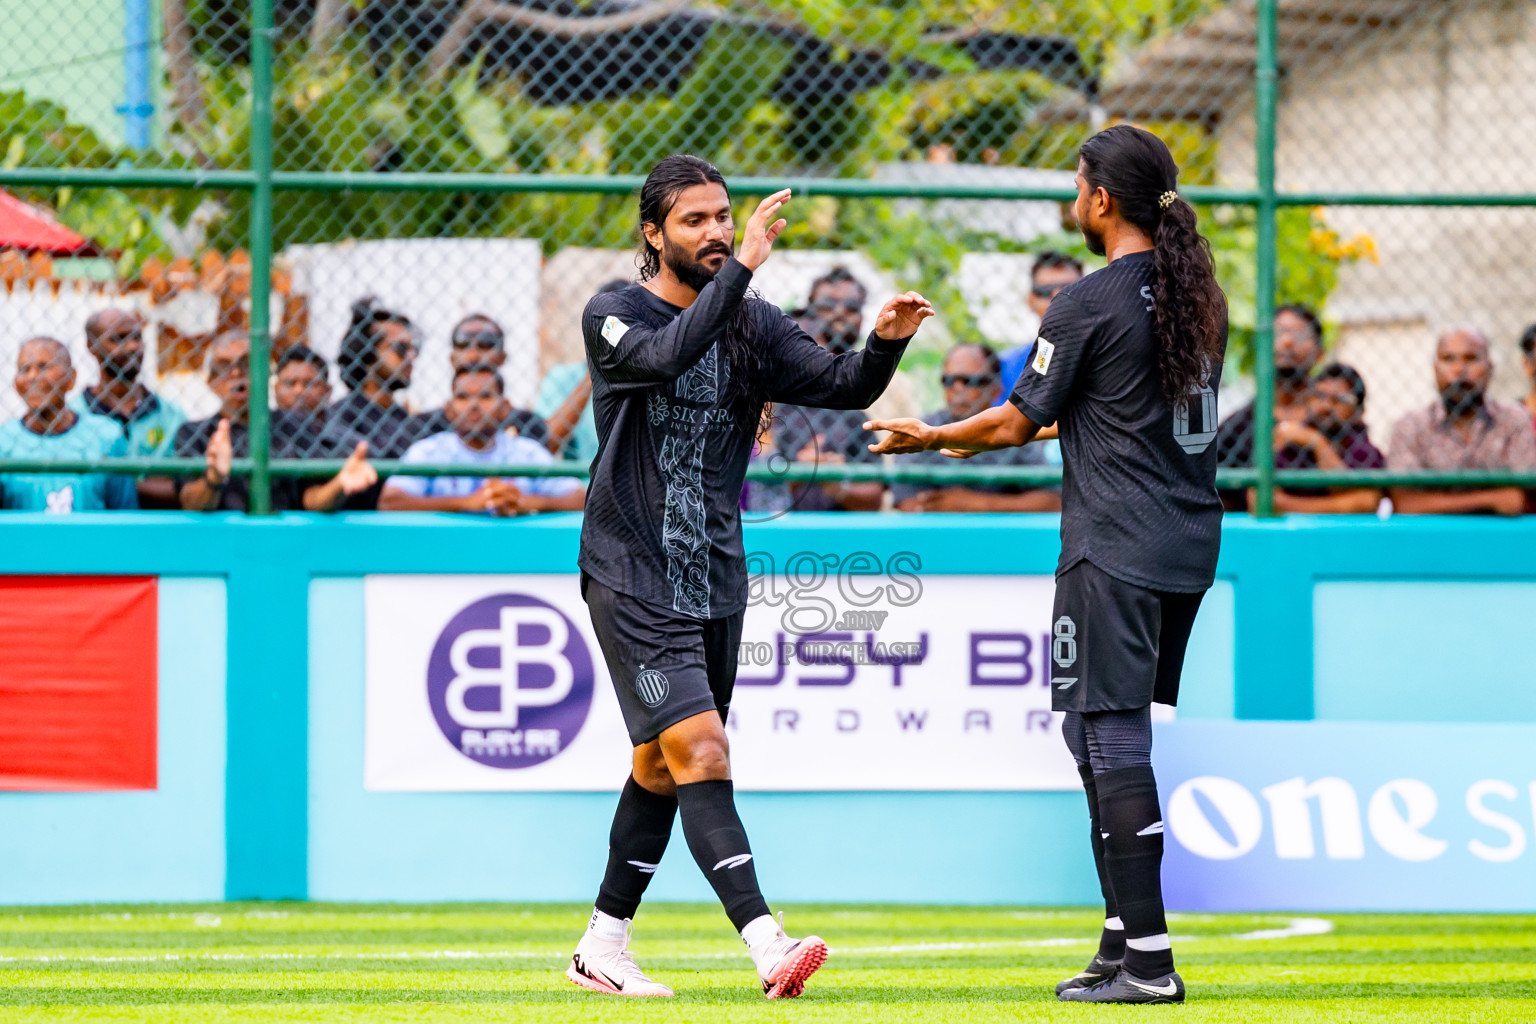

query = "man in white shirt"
[379,365,586,515]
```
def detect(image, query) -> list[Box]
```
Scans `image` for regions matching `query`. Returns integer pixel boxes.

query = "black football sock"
[1078,763,1125,960]
[594,775,678,921]
[1095,765,1174,977]
[676,779,772,931]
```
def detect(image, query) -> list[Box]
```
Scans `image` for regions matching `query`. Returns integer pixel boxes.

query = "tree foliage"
[4,0,1364,359]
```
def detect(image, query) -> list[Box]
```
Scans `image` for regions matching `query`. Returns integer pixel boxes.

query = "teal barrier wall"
[0,511,1533,904]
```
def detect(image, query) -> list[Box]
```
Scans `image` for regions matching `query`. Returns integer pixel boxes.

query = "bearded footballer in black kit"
[870,125,1226,1004]
[566,154,934,1000]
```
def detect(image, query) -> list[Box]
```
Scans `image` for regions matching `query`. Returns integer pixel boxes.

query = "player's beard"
[663,234,733,293]
[1081,222,1107,257]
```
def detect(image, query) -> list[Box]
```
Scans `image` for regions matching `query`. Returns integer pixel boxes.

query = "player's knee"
[671,736,731,780]
[632,746,674,794]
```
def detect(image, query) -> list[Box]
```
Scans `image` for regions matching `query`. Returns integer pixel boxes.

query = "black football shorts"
[1049,558,1205,713]
[582,572,744,746]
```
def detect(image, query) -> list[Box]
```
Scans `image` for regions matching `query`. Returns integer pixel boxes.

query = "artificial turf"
[1,903,1532,1022]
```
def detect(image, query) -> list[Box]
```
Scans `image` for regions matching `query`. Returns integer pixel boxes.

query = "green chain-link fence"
[1,0,1535,516]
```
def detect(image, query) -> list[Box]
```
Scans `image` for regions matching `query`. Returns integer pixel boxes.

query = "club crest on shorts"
[633,667,669,707]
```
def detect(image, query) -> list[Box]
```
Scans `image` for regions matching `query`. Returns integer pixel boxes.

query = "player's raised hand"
[737,189,792,272]
[874,291,935,340]
[864,417,938,455]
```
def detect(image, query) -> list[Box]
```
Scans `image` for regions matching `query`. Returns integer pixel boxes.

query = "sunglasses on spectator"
[1031,282,1069,299]
[942,373,999,388]
[812,298,862,313]
[451,329,503,351]
[387,341,417,358]
[105,327,144,343]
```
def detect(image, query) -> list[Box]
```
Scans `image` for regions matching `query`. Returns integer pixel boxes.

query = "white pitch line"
[835,938,1091,955]
[1232,917,1334,941]
[0,918,1334,968]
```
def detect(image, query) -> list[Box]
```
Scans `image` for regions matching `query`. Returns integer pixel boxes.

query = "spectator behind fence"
[331,297,430,458]
[1216,303,1324,509]
[994,251,1085,401]
[768,302,890,512]
[766,274,885,512]
[893,343,1059,512]
[274,344,333,419]
[1251,363,1385,514]
[72,308,187,507]
[420,314,554,448]
[175,332,377,512]
[805,266,919,422]
[534,281,626,464]
[0,337,136,511]
[1388,326,1536,516]
[379,365,585,515]
[1521,322,1536,429]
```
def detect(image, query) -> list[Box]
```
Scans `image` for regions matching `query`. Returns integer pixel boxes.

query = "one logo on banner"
[633,667,669,708]
[426,593,594,769]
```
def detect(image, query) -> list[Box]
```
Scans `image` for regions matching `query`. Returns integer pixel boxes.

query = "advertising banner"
[0,576,158,791]
[1155,720,1536,911]
[364,569,1084,792]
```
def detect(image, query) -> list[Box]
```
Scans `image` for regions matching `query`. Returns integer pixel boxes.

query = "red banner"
[0,576,157,790]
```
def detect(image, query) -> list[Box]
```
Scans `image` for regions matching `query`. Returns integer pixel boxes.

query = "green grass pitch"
[1,903,1532,1022]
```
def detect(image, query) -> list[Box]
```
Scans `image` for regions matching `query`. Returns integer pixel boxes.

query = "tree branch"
[162,0,210,147]
[427,0,698,77]
[309,0,353,56]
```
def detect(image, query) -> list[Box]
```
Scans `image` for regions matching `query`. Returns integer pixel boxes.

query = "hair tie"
[1158,190,1179,210]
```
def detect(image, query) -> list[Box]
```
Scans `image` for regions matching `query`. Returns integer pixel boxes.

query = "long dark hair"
[637,154,770,432]
[338,296,412,392]
[1079,125,1226,403]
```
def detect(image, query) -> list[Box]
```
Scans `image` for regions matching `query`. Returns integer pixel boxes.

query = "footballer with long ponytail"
[868,124,1227,1005]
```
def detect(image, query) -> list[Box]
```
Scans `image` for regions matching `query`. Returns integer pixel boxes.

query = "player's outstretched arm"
[866,403,1039,456]
[764,291,932,411]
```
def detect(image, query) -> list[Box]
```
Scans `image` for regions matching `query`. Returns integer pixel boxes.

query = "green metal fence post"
[247,0,276,515]
[1252,0,1280,517]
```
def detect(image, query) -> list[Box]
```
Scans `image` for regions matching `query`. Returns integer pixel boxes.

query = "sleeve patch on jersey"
[600,315,630,346]
[1032,337,1055,375]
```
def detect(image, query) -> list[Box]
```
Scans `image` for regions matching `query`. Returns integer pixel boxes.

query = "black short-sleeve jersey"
[1008,249,1224,593]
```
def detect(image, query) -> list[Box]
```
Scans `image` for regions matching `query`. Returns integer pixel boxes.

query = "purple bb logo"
[426,593,594,769]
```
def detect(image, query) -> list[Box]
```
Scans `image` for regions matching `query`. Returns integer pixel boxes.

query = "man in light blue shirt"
[0,337,137,511]
[993,250,1084,404]
[533,279,627,464]
[379,365,585,515]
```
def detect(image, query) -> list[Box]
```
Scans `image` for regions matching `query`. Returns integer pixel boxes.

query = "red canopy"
[0,190,89,254]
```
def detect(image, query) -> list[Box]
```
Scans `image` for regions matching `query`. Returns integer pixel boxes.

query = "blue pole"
[121,0,153,149]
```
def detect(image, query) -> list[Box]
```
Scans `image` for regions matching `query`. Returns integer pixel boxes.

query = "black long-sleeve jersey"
[578,258,910,618]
